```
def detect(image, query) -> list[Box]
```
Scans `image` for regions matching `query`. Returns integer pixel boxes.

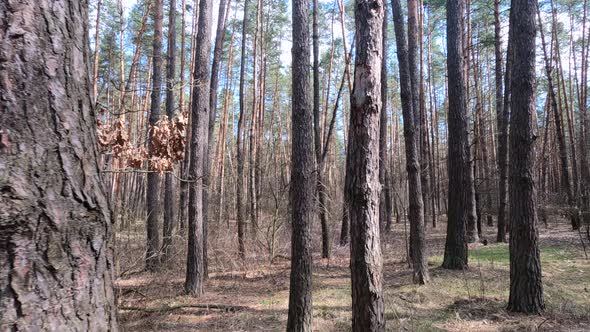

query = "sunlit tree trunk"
[391,0,429,284]
[146,0,164,271]
[185,0,214,296]
[0,1,117,329]
[286,0,315,328]
[162,0,177,260]
[347,0,386,328]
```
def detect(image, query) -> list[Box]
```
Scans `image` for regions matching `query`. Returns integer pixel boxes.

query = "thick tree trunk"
[185,0,213,296]
[391,0,429,284]
[407,0,420,156]
[507,0,545,314]
[443,0,469,270]
[0,1,117,329]
[163,0,177,260]
[347,0,386,330]
[286,0,315,329]
[146,0,164,271]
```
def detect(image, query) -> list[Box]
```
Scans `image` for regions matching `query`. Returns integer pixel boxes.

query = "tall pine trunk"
[0,1,117,329]
[347,0,386,329]
[185,0,214,296]
[391,0,429,284]
[146,0,164,271]
[507,0,545,314]
[286,0,315,328]
[442,0,470,270]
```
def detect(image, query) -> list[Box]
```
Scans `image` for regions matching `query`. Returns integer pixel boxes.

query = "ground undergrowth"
[117,217,590,331]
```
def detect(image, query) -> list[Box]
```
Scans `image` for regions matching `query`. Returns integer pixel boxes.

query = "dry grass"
[116,216,590,331]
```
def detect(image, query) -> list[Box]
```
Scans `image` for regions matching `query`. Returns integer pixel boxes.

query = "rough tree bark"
[442,0,470,270]
[391,0,429,284]
[146,0,164,271]
[407,0,420,156]
[347,0,386,329]
[507,0,545,314]
[286,0,315,329]
[185,0,214,296]
[0,1,118,329]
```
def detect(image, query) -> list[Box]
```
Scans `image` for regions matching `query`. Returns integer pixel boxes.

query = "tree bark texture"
[347,0,386,329]
[0,1,118,330]
[391,0,429,284]
[443,0,469,270]
[185,0,213,296]
[146,0,164,271]
[286,0,315,329]
[507,0,545,314]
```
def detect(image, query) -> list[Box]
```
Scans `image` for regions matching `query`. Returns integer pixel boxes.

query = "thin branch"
[101,168,198,183]
[119,304,250,313]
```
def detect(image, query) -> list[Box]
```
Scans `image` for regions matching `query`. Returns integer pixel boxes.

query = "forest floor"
[116,216,590,331]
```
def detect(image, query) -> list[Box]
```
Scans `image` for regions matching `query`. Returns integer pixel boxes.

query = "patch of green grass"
[470,244,510,264]
[259,297,279,307]
[429,244,575,267]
